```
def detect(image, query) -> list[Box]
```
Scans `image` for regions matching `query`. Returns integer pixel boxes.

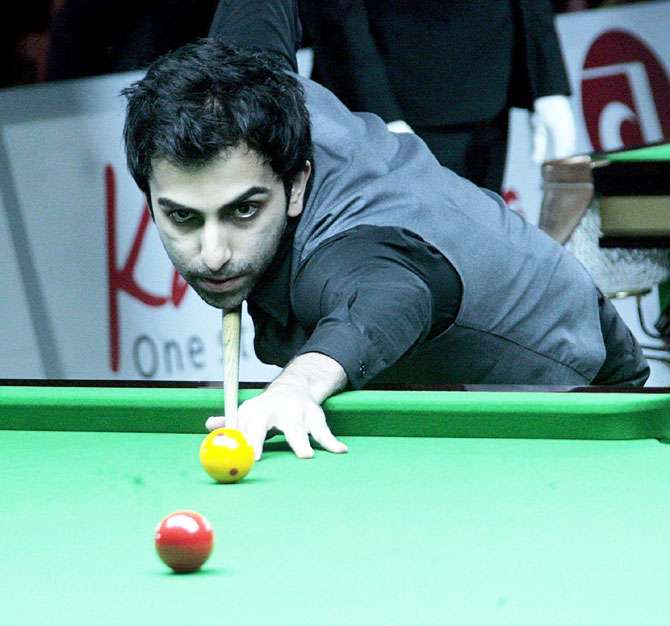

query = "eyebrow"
[156,186,272,214]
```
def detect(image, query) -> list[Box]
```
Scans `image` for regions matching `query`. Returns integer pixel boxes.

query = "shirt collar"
[247,216,298,326]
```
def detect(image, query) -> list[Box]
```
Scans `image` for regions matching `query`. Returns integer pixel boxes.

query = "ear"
[287,160,311,218]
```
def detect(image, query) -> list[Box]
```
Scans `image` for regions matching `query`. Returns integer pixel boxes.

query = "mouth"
[198,275,245,293]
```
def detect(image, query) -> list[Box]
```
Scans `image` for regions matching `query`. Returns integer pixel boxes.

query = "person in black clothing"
[299,0,576,193]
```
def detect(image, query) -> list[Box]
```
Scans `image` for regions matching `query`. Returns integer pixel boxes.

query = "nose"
[201,220,232,272]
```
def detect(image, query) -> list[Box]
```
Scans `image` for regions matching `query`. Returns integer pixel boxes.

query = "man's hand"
[206,383,347,460]
[205,352,349,460]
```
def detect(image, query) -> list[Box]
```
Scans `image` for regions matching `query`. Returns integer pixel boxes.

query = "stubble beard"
[178,218,287,312]
[193,269,258,311]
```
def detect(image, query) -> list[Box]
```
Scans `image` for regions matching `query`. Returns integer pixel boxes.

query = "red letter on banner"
[106,165,189,371]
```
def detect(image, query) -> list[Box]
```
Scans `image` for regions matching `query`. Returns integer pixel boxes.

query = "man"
[299,0,577,193]
[121,0,648,461]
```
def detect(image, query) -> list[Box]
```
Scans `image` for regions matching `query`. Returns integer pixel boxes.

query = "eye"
[169,209,195,224]
[233,203,260,219]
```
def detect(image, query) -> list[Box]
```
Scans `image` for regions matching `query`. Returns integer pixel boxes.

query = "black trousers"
[413,109,510,195]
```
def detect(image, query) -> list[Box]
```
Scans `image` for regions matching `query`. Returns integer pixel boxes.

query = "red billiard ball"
[155,511,214,573]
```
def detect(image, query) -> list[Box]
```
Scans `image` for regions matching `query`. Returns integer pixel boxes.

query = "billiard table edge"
[2,385,670,442]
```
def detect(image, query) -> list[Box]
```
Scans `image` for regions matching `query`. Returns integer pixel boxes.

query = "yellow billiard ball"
[199,428,255,483]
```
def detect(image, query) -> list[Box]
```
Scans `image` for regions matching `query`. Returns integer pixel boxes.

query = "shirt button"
[359,363,367,378]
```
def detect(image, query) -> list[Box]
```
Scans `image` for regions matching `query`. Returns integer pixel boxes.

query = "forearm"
[268,351,348,404]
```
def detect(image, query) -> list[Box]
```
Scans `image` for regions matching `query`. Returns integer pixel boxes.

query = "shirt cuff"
[293,319,389,390]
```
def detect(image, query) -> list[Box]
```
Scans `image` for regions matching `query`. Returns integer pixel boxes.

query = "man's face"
[148,145,310,311]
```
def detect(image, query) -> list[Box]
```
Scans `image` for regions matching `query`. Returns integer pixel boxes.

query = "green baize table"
[2,383,670,625]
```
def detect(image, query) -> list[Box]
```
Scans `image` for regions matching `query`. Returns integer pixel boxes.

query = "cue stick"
[222,306,241,430]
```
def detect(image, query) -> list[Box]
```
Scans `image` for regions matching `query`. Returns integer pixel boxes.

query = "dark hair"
[121,38,312,203]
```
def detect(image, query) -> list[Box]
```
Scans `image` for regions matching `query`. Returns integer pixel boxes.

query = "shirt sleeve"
[300,0,406,123]
[291,225,461,389]
[209,0,302,72]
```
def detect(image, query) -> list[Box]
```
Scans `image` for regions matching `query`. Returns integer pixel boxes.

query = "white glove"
[530,95,577,163]
[386,120,414,134]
